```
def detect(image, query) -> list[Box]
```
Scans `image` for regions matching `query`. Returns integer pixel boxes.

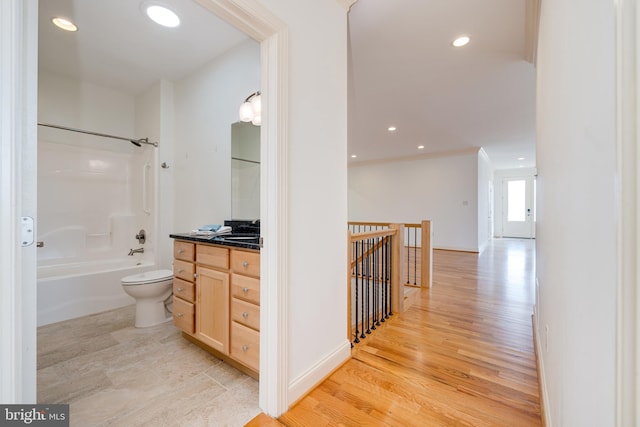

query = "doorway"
[501,176,535,238]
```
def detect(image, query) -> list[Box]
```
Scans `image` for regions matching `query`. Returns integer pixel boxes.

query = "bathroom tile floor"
[37,305,260,427]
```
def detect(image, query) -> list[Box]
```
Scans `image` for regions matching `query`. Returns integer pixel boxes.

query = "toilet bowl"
[121,269,174,327]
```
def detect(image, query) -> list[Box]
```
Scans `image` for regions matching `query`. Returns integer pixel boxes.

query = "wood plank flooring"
[270,238,541,426]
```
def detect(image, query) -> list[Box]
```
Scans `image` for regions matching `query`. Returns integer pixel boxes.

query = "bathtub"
[37,254,156,326]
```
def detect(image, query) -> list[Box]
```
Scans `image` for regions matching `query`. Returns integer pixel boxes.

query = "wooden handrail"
[349,228,396,243]
[348,221,391,227]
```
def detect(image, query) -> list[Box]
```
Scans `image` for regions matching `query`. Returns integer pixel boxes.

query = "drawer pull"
[242,312,249,318]
[242,261,249,268]
[178,248,184,254]
[176,313,184,318]
[242,345,248,352]
[242,287,249,294]
[177,287,184,292]
[177,269,184,274]
[194,273,198,279]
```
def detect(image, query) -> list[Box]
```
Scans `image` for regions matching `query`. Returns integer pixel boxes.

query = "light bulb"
[250,94,261,115]
[251,114,262,126]
[239,102,254,122]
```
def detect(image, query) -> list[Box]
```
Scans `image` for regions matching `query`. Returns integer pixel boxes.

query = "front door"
[502,177,535,238]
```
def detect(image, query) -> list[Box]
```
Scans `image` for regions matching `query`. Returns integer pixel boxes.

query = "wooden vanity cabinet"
[172,239,260,375]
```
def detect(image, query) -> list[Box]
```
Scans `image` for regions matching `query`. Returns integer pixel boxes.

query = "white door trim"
[0,0,38,403]
[195,0,290,416]
[615,0,639,424]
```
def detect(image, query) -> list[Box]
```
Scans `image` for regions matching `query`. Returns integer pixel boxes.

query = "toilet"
[121,269,174,327]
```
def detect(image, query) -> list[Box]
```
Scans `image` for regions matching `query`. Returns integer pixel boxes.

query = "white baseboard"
[533,313,552,427]
[287,339,351,405]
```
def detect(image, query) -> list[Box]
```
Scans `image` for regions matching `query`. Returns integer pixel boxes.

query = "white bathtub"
[37,255,157,326]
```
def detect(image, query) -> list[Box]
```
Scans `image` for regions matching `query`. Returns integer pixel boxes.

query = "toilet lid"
[121,269,173,285]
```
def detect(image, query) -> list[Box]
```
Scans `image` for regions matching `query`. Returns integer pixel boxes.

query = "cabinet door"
[196,266,229,354]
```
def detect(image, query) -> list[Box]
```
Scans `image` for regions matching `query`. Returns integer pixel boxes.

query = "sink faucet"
[128,248,144,256]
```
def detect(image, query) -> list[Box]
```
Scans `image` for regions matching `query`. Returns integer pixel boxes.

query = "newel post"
[421,220,433,288]
[389,223,404,313]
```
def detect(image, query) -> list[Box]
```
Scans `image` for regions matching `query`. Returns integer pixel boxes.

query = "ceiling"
[38,0,536,170]
[38,0,248,95]
[347,0,536,169]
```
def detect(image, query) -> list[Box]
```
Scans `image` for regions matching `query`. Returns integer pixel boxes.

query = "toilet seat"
[121,269,174,286]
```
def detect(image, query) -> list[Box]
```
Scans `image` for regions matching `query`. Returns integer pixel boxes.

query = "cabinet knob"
[242,261,249,268]
[177,287,184,293]
[176,313,184,318]
[177,268,184,274]
[194,273,198,279]
[242,312,249,318]
[242,287,249,294]
[242,345,248,352]
[178,248,184,254]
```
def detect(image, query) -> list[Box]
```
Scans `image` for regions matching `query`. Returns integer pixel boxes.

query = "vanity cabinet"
[172,239,260,375]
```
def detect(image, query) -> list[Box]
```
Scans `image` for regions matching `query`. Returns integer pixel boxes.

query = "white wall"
[258,0,350,403]
[173,39,260,232]
[535,0,617,425]
[38,70,153,262]
[135,80,175,270]
[477,149,493,252]
[348,149,480,252]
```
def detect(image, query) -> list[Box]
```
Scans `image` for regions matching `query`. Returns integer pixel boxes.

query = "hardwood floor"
[264,238,541,426]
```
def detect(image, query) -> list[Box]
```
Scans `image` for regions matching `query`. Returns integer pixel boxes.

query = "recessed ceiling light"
[418,145,425,149]
[387,126,397,132]
[517,157,525,160]
[145,5,180,28]
[51,17,78,32]
[351,154,357,158]
[452,35,470,47]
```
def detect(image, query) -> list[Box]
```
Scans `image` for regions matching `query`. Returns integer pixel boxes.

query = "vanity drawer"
[231,322,260,372]
[231,274,260,305]
[174,241,195,262]
[173,260,195,282]
[173,278,195,303]
[197,245,229,269]
[173,297,195,334]
[231,298,260,331]
[231,250,260,278]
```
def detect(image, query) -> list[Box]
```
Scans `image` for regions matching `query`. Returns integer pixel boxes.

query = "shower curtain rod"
[37,122,159,147]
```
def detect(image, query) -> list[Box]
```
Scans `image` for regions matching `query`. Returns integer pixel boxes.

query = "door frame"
[493,168,537,239]
[615,0,639,424]
[1,0,293,415]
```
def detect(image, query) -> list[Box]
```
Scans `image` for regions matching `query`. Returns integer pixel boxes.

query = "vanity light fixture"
[387,126,397,132]
[51,17,78,32]
[351,154,358,158]
[145,4,180,28]
[239,91,262,126]
[452,35,471,47]
[418,145,425,149]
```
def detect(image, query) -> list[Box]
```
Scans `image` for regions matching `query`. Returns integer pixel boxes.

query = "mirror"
[231,121,260,220]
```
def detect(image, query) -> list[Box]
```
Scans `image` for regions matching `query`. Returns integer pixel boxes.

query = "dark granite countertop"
[170,233,261,251]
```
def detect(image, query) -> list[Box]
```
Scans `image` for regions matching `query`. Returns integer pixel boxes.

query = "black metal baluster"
[414,227,418,285]
[372,236,378,330]
[381,236,386,322]
[366,238,372,334]
[360,240,366,339]
[354,239,360,344]
[388,235,393,317]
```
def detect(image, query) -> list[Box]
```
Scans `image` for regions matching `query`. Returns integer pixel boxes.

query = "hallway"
[273,238,541,426]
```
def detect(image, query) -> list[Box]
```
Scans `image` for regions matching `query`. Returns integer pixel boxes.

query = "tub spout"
[128,248,144,256]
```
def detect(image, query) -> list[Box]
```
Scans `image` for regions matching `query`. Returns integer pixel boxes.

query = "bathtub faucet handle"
[136,229,146,244]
